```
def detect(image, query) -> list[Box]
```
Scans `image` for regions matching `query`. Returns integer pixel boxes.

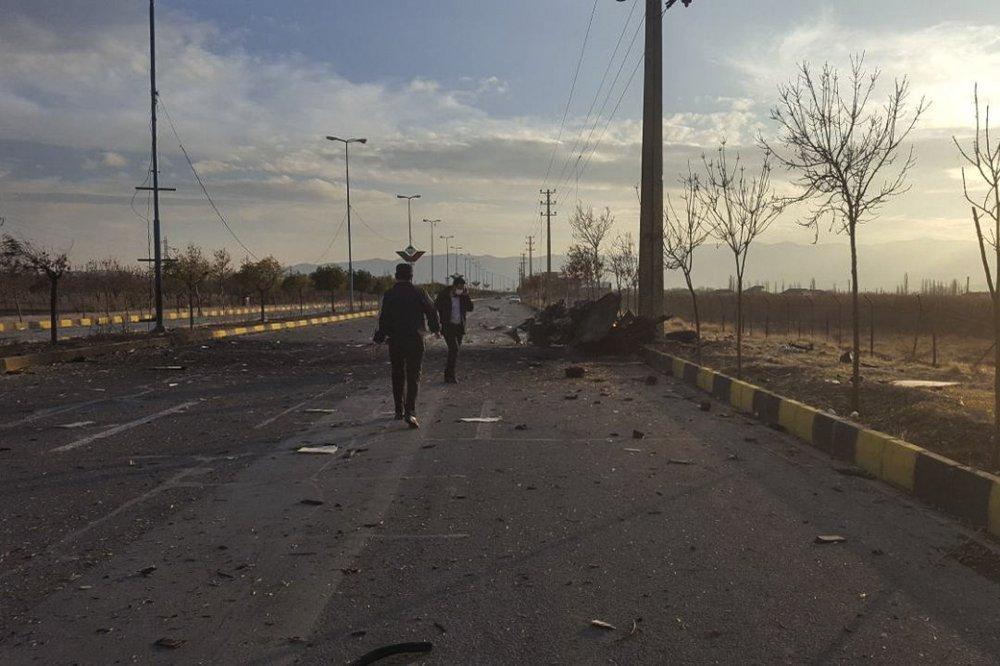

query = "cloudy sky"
[1,0,999,273]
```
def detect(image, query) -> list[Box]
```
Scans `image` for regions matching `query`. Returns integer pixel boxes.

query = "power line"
[315,208,349,265]
[542,0,600,186]
[350,206,405,244]
[555,21,644,198]
[553,0,639,189]
[157,96,260,260]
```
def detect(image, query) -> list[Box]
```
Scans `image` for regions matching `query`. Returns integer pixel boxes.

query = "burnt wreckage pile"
[514,293,666,354]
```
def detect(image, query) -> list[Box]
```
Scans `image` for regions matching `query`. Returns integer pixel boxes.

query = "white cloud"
[732,17,1000,130]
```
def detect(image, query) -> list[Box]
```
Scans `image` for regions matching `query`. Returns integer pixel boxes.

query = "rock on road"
[1,298,999,664]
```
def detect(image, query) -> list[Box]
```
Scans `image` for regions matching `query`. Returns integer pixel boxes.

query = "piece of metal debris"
[296,445,340,455]
[815,535,846,544]
[459,417,502,423]
[590,619,617,631]
[351,641,433,665]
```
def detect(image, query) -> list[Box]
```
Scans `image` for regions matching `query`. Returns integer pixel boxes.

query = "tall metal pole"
[440,235,454,283]
[148,0,164,334]
[344,142,354,311]
[424,219,440,283]
[637,0,664,319]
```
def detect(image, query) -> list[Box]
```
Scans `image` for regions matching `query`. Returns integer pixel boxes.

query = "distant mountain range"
[290,238,991,292]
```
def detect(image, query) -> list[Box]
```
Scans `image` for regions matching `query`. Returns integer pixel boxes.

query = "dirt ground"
[655,318,999,474]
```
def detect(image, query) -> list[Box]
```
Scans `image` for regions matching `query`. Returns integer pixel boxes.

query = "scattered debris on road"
[632,430,646,440]
[138,565,157,577]
[517,293,667,354]
[514,424,528,430]
[565,366,587,378]
[699,401,712,412]
[299,499,324,506]
[351,641,433,665]
[459,416,502,423]
[667,459,695,466]
[835,467,875,480]
[303,408,337,414]
[296,445,340,455]
[154,637,185,650]
[815,535,847,545]
[664,330,698,343]
[149,365,185,371]
[590,619,617,631]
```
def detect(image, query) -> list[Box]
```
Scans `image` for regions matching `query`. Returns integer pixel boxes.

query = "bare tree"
[699,144,785,378]
[954,84,1000,469]
[561,244,596,301]
[210,249,233,308]
[608,233,638,311]
[569,204,614,296]
[664,165,710,353]
[764,56,926,413]
[2,234,70,345]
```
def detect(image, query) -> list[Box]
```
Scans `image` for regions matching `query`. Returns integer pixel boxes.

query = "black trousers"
[442,323,464,379]
[389,336,424,415]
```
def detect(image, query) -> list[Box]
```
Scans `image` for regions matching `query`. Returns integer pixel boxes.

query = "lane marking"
[0,466,212,582]
[253,386,340,429]
[0,388,153,431]
[51,400,201,453]
[475,400,496,440]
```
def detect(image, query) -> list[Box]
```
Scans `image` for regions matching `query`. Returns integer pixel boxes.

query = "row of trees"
[0,235,395,343]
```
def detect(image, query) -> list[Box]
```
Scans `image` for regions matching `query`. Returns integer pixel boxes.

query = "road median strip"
[642,346,1000,539]
[2,310,378,373]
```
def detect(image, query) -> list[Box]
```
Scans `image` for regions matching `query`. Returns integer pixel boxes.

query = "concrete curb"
[2,310,378,373]
[191,310,377,342]
[642,346,1000,539]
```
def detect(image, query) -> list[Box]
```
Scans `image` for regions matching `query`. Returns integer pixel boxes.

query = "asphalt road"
[2,297,1000,664]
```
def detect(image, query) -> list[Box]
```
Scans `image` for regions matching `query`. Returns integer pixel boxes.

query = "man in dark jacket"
[373,263,440,428]
[434,276,474,383]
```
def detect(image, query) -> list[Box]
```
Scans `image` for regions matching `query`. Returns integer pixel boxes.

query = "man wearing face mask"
[434,276,474,384]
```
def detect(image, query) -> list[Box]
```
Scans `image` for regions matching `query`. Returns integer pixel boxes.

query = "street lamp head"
[356,138,368,144]
[325,135,340,142]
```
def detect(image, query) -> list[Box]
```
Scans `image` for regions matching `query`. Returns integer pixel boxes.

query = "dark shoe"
[394,409,404,420]
[404,413,420,429]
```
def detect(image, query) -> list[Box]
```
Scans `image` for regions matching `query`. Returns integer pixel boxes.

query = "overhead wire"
[541,0,601,187]
[157,95,260,260]
[314,208,348,265]
[552,0,639,189]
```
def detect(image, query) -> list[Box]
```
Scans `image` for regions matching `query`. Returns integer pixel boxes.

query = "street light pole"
[396,194,421,246]
[439,234,454,283]
[423,219,441,283]
[326,136,367,312]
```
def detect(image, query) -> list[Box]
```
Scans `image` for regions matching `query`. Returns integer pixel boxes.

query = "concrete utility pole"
[540,189,556,275]
[326,136,367,311]
[526,236,535,278]
[135,0,176,334]
[622,0,693,318]
[423,218,441,283]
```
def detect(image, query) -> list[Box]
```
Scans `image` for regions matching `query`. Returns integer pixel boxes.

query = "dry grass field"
[656,315,998,473]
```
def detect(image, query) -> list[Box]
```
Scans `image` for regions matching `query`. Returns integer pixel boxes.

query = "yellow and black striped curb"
[1,311,378,373]
[205,310,377,340]
[0,303,332,333]
[642,346,1000,539]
